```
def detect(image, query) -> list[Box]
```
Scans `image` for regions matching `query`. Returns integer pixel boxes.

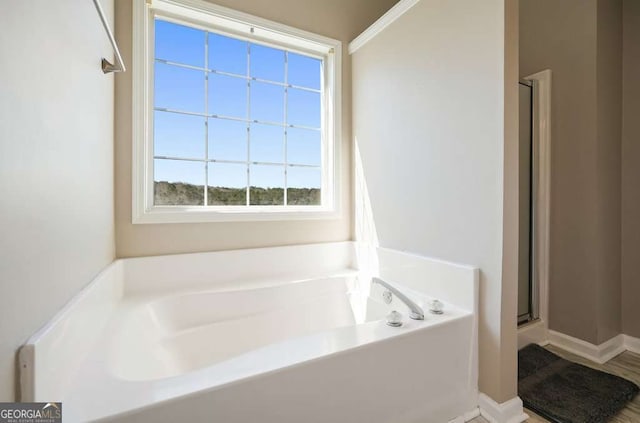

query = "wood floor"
[470,345,640,422]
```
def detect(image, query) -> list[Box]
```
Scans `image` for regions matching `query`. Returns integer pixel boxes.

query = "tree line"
[154,181,320,206]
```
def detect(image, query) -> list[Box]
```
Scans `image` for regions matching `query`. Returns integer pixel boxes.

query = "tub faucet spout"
[372,277,424,320]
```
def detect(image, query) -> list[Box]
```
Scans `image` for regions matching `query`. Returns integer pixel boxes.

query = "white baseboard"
[547,330,639,364]
[478,393,528,423]
[448,407,480,423]
[624,334,640,355]
[518,319,548,349]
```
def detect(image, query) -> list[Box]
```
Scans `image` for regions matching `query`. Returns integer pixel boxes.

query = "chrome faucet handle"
[429,299,444,314]
[386,310,403,327]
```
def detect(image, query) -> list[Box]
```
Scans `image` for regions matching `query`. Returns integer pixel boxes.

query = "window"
[132,0,341,223]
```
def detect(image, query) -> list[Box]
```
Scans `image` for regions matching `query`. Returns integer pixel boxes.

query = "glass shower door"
[518,81,536,325]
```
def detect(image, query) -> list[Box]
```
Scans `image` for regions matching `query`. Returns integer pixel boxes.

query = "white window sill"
[133,206,340,224]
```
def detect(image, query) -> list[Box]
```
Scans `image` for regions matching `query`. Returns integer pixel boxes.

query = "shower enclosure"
[518,81,538,325]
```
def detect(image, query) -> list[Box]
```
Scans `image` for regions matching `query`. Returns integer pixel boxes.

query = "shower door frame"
[518,69,552,348]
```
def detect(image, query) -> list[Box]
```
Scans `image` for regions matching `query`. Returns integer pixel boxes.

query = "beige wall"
[520,0,623,344]
[0,0,116,401]
[595,0,622,343]
[622,0,640,339]
[114,0,399,258]
[501,0,520,401]
[352,0,519,402]
[520,0,599,343]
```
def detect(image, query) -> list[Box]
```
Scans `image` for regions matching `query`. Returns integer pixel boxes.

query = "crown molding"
[348,0,421,55]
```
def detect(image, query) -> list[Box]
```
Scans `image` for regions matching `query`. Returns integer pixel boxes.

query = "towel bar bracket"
[92,0,126,74]
[101,58,120,74]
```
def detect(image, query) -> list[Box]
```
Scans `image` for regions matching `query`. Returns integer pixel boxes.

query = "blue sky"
[152,19,322,194]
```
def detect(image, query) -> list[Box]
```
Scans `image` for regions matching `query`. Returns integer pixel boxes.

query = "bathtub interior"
[110,273,426,382]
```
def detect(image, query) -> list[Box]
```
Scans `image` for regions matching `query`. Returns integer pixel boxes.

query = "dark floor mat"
[518,344,639,423]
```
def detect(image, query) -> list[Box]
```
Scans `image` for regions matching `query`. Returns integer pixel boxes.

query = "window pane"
[155,62,205,113]
[288,53,321,90]
[250,81,284,123]
[209,73,247,119]
[208,163,247,205]
[250,165,284,205]
[154,111,205,159]
[148,18,331,212]
[209,118,247,161]
[287,88,320,128]
[209,33,247,75]
[155,19,205,67]
[287,127,320,166]
[154,159,205,205]
[250,44,284,83]
[287,166,321,205]
[251,123,284,163]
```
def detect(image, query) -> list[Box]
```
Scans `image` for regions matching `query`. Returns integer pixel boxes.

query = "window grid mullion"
[204,32,209,206]
[284,51,288,206]
[154,106,321,131]
[154,58,322,94]
[153,155,320,168]
[245,43,251,206]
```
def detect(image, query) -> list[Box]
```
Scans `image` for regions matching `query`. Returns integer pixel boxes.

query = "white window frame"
[132,0,342,224]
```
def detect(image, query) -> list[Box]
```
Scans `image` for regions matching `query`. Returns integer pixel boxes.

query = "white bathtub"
[20,242,479,423]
